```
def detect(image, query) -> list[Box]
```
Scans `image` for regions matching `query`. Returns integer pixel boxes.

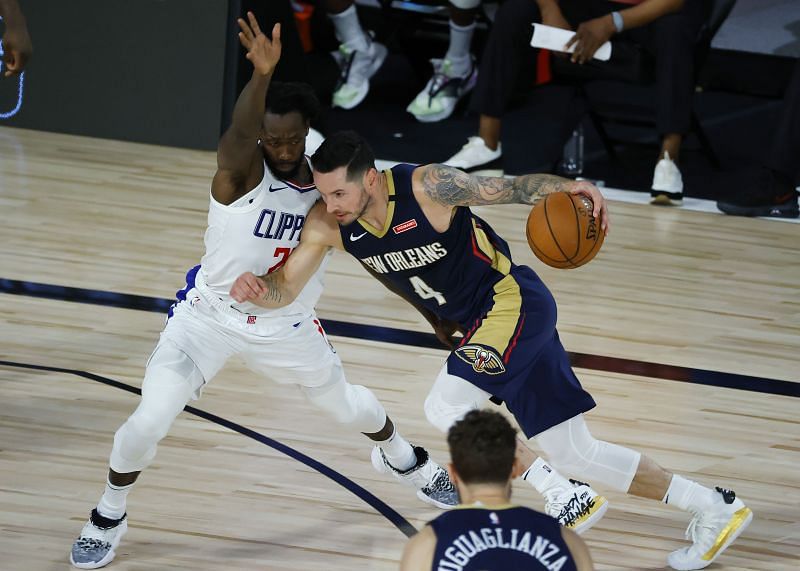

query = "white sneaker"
[70,509,128,569]
[407,57,478,123]
[371,445,458,509]
[544,479,608,535]
[651,151,684,205]
[667,487,753,570]
[443,136,503,175]
[331,40,388,110]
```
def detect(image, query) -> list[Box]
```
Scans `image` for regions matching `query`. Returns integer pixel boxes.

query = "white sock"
[378,428,416,471]
[522,457,570,495]
[96,480,134,520]
[330,5,369,51]
[663,475,717,513]
[445,21,476,73]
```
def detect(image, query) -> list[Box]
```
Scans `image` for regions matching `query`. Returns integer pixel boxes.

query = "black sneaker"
[717,168,799,218]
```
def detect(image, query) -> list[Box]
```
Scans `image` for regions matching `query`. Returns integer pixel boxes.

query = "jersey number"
[267,247,292,274]
[409,276,446,305]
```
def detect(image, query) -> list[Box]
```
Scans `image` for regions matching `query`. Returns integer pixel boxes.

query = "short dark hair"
[447,410,517,485]
[264,82,320,123]
[310,130,375,182]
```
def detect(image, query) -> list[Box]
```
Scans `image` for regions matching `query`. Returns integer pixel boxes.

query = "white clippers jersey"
[198,159,327,317]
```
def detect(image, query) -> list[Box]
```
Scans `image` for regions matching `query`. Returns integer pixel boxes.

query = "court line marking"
[0,359,419,538]
[1,278,797,397]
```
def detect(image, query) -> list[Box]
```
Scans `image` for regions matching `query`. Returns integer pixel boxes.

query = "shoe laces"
[683,507,721,549]
[423,465,456,496]
[427,60,472,99]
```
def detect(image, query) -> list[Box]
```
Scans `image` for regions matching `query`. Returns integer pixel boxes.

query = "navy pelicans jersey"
[429,505,578,571]
[339,163,512,327]
[340,163,596,438]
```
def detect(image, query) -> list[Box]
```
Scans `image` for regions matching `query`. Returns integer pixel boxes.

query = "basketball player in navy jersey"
[231,130,753,570]
[69,16,456,570]
[401,409,594,571]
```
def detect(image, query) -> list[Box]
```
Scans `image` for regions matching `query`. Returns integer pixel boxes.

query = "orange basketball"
[526,192,604,269]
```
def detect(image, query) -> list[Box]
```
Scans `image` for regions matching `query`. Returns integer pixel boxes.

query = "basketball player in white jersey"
[69,14,457,569]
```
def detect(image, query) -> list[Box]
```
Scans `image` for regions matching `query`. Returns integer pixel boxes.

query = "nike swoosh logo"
[350,232,368,241]
[268,184,288,192]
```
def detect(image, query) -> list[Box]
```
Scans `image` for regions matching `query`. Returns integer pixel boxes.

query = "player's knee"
[535,417,599,474]
[449,0,481,10]
[424,391,474,433]
[303,370,385,432]
[538,430,599,475]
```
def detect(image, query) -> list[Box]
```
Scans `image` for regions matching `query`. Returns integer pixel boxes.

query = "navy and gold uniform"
[429,505,578,571]
[340,164,595,437]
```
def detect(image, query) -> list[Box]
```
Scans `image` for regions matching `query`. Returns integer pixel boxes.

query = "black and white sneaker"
[716,168,799,218]
[371,445,459,509]
[407,57,478,123]
[651,152,684,205]
[70,509,128,569]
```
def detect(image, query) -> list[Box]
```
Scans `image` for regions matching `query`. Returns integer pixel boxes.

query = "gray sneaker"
[70,509,128,569]
[371,445,458,509]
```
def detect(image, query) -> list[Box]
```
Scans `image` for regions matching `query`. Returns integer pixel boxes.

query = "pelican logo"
[455,344,506,375]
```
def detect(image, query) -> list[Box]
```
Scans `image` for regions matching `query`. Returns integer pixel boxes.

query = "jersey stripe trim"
[467,274,523,355]
[472,219,511,275]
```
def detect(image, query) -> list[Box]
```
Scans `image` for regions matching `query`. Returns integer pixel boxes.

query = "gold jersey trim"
[357,169,397,238]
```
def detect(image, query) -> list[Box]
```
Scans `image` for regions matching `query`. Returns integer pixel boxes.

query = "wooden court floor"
[1,127,798,570]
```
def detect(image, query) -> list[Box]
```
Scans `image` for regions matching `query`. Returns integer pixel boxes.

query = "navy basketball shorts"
[447,265,596,438]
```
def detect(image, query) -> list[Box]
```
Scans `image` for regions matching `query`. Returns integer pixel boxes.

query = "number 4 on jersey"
[409,276,446,305]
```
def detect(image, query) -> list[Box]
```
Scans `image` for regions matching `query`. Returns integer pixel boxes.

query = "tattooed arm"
[229,201,341,308]
[415,164,609,233]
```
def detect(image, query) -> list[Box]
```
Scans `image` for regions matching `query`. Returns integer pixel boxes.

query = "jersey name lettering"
[437,528,568,571]
[253,209,305,241]
[360,242,448,274]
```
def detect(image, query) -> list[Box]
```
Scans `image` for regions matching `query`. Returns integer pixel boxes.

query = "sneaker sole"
[70,520,128,569]
[668,507,753,570]
[570,495,609,535]
[716,203,799,218]
[416,489,457,510]
[651,193,683,206]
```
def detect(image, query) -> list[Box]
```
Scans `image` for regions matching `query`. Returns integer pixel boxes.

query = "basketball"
[526,192,604,269]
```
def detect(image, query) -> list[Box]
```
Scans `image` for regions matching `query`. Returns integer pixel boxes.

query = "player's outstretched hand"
[237,11,281,77]
[569,180,609,236]
[230,271,267,303]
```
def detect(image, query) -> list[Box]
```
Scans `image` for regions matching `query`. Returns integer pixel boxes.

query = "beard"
[336,191,371,226]
[265,154,303,182]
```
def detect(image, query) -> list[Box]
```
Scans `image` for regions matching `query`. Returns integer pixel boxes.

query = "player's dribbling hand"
[237,11,281,77]
[230,271,267,303]
[569,180,610,235]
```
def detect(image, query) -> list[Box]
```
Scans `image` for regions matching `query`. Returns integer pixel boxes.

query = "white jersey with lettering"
[198,158,327,317]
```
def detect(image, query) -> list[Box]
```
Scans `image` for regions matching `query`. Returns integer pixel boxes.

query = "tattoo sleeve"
[420,164,570,206]
[260,273,283,305]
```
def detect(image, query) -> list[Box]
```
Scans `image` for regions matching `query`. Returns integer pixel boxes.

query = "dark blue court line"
[1,277,798,397]
[0,359,418,538]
